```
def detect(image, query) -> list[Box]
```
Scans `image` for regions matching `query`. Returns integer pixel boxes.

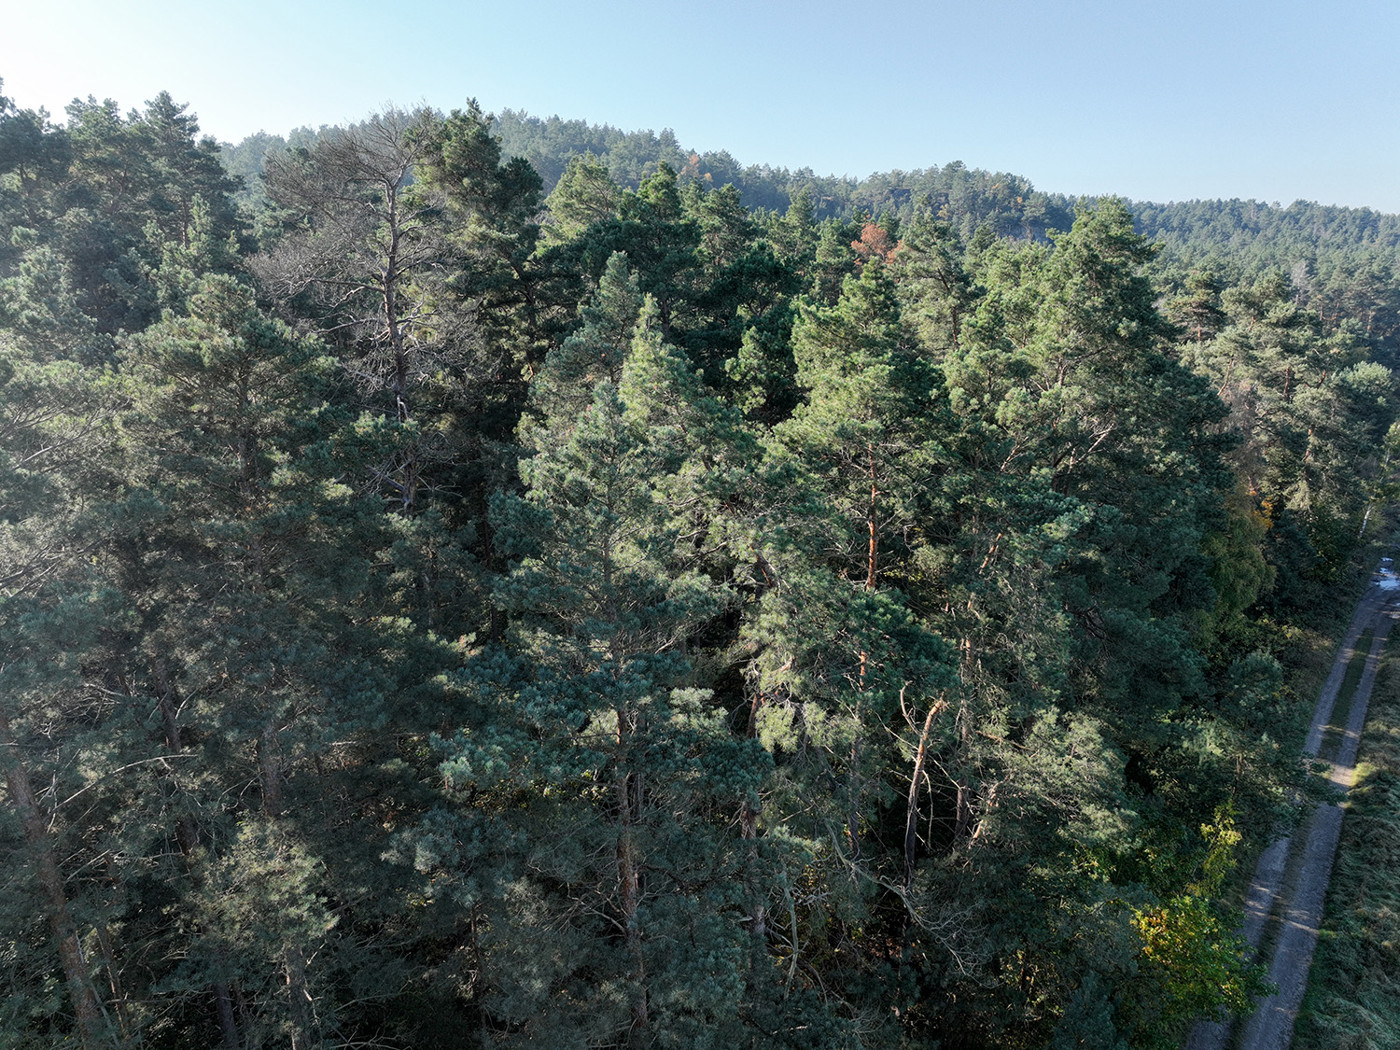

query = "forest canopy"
[3,82,1398,1049]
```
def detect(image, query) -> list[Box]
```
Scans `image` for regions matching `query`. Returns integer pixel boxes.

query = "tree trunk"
[382,191,420,512]
[865,442,878,591]
[904,694,948,888]
[615,711,648,1047]
[153,659,241,1050]
[857,436,877,864]
[953,637,976,848]
[742,684,770,979]
[260,720,283,816]
[284,944,318,1050]
[0,711,108,1049]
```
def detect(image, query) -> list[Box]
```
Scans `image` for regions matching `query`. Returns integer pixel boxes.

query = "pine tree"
[738,261,959,1032]
[523,250,641,447]
[254,108,449,511]
[426,299,778,1047]
[779,258,943,591]
[0,325,121,1048]
[113,276,398,1048]
[892,209,977,359]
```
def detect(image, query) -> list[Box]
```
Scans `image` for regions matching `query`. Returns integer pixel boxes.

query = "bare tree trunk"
[214,984,240,1050]
[740,792,768,977]
[953,638,976,847]
[865,442,879,591]
[284,944,317,1050]
[904,694,949,888]
[848,735,863,862]
[953,749,973,844]
[0,712,108,1049]
[742,686,768,975]
[859,443,878,865]
[382,190,420,513]
[93,923,130,1040]
[260,720,283,816]
[614,711,648,1047]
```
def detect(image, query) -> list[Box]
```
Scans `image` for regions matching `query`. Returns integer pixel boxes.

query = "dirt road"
[1185,583,1399,1050]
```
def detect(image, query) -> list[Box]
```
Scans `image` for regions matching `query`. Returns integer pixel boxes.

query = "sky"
[3,0,1398,211]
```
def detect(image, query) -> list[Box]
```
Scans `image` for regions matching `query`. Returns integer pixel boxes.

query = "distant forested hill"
[222,109,1079,238]
[225,108,1400,272]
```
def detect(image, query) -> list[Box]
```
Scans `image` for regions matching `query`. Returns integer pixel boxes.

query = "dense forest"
[4,84,1400,1049]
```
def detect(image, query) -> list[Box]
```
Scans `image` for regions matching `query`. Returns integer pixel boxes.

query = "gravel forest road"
[1185,581,1399,1050]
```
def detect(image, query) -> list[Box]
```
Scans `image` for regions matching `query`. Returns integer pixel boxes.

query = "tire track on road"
[1186,584,1398,1050]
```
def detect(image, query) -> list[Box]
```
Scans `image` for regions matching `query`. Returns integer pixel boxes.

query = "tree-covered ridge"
[228,110,1400,285]
[3,82,1397,1049]
[222,109,1077,238]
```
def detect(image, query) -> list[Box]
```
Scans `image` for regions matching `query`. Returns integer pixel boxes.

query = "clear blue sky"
[4,0,1397,211]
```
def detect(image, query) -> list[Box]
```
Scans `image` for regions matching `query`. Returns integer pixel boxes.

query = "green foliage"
[429,299,783,1046]
[3,80,1397,1050]
[1124,894,1265,1047]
